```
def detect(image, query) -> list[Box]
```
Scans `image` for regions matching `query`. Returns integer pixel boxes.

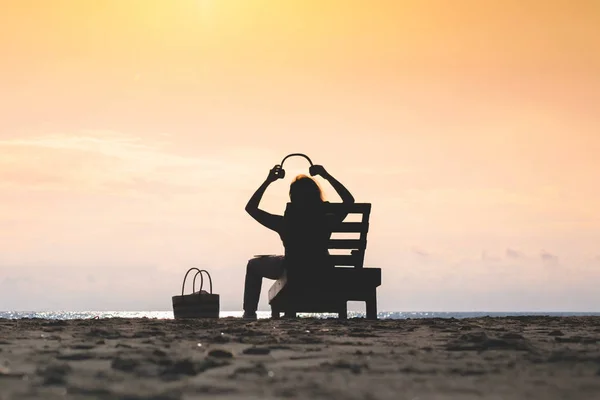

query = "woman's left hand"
[309,165,330,178]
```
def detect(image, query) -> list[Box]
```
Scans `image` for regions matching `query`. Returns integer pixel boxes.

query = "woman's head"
[289,175,324,205]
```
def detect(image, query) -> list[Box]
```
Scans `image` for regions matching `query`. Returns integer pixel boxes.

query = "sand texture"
[0,316,599,399]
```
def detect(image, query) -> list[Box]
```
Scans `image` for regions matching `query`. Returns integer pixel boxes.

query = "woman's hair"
[289,175,325,204]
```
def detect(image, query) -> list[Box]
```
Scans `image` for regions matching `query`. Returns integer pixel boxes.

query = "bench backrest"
[325,202,371,268]
[284,202,371,269]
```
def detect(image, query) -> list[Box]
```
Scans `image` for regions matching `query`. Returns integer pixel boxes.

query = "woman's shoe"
[242,312,257,320]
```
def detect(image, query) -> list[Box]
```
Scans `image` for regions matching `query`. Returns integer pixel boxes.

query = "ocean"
[1,311,599,320]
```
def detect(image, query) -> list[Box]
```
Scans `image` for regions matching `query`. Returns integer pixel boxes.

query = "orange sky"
[1,0,599,311]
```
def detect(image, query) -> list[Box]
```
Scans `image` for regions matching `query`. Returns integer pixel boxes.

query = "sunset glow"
[1,1,599,311]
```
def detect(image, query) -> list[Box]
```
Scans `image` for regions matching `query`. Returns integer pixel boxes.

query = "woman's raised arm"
[245,165,284,233]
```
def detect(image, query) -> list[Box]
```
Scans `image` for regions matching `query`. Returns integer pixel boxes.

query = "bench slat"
[322,203,371,214]
[330,222,368,233]
[329,254,358,266]
[328,239,366,249]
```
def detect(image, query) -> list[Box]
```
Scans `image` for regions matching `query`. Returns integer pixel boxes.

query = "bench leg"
[271,308,281,319]
[284,310,297,319]
[339,302,348,320]
[366,289,378,320]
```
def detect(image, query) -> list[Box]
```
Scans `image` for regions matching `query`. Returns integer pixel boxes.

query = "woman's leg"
[243,256,284,316]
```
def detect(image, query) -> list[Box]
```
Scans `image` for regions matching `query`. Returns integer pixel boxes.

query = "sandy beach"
[0,316,599,399]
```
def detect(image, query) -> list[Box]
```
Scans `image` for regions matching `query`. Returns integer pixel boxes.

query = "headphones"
[277,153,314,179]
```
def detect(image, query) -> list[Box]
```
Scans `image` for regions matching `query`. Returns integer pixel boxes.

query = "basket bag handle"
[181,268,213,296]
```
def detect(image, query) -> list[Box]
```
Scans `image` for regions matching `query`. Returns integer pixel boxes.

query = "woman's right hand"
[266,164,284,183]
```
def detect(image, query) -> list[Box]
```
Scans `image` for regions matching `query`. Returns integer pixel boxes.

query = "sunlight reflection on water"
[1,311,598,320]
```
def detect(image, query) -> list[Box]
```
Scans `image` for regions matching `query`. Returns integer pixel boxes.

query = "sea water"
[1,311,599,320]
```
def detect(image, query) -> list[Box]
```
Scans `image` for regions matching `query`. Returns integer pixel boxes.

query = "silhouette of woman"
[242,164,355,319]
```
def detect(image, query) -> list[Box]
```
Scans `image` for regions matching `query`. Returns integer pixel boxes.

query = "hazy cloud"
[481,251,501,262]
[410,247,430,257]
[506,248,525,259]
[0,131,262,194]
[540,250,559,264]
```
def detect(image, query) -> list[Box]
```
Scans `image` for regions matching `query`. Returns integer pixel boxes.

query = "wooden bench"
[268,203,381,319]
